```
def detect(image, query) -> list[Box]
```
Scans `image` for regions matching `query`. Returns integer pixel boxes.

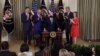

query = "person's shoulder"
[18,52,33,56]
[11,52,16,54]
[27,51,33,54]
[24,52,33,56]
[0,51,17,56]
[0,51,4,56]
[0,51,3,54]
[21,12,25,15]
[10,51,17,56]
[0,51,9,54]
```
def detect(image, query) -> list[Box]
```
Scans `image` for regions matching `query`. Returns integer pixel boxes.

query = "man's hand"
[70,19,75,24]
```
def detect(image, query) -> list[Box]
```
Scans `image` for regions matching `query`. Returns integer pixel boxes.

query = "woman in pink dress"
[70,12,79,44]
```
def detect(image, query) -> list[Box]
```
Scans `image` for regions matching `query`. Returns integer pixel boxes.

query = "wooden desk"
[42,31,63,46]
[42,31,62,38]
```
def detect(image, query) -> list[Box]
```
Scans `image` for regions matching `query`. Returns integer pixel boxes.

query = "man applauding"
[21,7,33,45]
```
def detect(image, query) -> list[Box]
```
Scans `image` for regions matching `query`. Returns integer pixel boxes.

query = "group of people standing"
[21,6,79,46]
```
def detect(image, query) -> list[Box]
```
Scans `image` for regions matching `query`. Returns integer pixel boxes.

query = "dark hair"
[38,42,45,51]
[64,44,72,51]
[25,7,30,10]
[73,11,78,17]
[1,41,9,50]
[20,43,29,52]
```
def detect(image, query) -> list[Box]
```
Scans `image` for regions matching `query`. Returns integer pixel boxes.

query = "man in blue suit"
[21,7,33,45]
[33,9,43,46]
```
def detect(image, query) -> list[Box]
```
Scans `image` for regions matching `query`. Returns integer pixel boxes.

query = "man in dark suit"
[54,12,64,31]
[44,10,59,46]
[0,41,17,56]
[64,7,73,44]
[21,7,33,45]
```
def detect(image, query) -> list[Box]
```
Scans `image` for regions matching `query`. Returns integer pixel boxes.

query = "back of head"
[1,41,9,50]
[59,49,69,56]
[38,42,45,51]
[43,47,51,56]
[20,43,29,53]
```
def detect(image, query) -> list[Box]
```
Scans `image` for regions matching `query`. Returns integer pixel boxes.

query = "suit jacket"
[64,12,73,29]
[21,12,32,32]
[54,13,64,31]
[44,16,57,32]
[0,51,17,56]
[33,14,43,34]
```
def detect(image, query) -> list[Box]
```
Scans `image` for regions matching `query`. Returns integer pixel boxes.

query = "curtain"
[0,0,5,22]
[11,0,26,40]
[78,0,100,41]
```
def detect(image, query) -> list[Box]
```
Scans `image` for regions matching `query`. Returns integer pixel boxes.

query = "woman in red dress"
[70,12,79,44]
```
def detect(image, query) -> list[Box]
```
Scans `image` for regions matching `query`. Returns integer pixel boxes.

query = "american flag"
[32,0,38,14]
[3,0,11,15]
[49,0,55,13]
[58,0,63,10]
[41,0,46,9]
[3,0,14,33]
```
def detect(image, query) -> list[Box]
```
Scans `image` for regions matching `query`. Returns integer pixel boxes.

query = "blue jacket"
[33,14,43,34]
